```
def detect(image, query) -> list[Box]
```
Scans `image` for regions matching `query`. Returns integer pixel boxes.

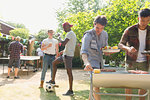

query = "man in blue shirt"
[81,15,110,100]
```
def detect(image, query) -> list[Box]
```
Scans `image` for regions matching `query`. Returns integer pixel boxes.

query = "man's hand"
[119,43,137,54]
[128,46,137,53]
[84,64,93,71]
[47,43,52,48]
[59,51,63,55]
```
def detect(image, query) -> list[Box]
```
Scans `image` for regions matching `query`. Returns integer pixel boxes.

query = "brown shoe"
[39,80,44,88]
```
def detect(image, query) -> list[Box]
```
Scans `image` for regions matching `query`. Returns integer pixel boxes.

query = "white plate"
[102,49,120,53]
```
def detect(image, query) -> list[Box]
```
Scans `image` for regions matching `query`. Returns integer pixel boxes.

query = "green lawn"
[73,88,144,100]
[0,82,148,100]
[0,69,148,100]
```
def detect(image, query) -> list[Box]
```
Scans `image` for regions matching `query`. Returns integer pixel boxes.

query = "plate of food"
[102,46,120,53]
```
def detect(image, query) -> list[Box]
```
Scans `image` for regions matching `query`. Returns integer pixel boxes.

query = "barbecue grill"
[90,71,150,100]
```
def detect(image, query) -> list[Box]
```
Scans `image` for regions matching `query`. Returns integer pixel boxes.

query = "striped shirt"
[9,41,23,59]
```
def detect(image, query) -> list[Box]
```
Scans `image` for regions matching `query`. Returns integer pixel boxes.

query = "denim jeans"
[40,54,55,81]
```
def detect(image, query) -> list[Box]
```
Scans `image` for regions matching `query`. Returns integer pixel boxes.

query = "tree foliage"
[10,28,30,39]
[56,0,108,34]
[103,0,150,45]
[64,11,98,42]
[63,0,150,43]
[35,29,48,42]
[58,0,150,66]
[101,0,150,66]
[7,22,26,28]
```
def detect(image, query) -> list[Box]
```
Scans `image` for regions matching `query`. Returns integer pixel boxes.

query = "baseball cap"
[62,22,73,27]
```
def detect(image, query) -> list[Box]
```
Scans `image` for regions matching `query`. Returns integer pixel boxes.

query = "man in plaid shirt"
[119,8,150,100]
[7,36,23,79]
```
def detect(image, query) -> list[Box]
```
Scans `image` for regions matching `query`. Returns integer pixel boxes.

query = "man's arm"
[81,33,93,71]
[118,29,137,53]
[41,42,52,51]
[82,53,93,71]
[61,38,69,46]
[55,43,59,58]
[8,43,11,52]
[20,45,23,53]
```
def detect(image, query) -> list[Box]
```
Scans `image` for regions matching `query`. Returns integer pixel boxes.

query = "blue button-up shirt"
[81,28,108,68]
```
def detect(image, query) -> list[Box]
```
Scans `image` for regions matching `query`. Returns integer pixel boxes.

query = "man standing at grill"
[81,15,110,100]
[48,22,76,96]
[7,36,23,79]
[39,30,59,88]
[119,8,150,100]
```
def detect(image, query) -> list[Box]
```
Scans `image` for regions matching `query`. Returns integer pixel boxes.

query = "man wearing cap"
[39,30,59,88]
[48,22,76,96]
[7,36,23,79]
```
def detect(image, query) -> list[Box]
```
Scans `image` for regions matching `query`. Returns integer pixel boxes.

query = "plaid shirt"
[119,24,150,64]
[9,41,23,59]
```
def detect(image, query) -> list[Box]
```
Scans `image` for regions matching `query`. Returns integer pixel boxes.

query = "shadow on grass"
[0,70,37,86]
[39,88,60,100]
[71,90,89,100]
[0,78,15,86]
[70,88,142,100]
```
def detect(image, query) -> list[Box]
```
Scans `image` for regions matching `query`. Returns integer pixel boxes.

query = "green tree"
[61,0,150,66]
[10,28,30,39]
[56,0,107,34]
[7,22,26,28]
[104,0,149,45]
[35,29,48,42]
[101,0,150,66]
[64,11,98,42]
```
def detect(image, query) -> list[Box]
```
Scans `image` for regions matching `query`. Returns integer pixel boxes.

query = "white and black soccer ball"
[45,84,53,92]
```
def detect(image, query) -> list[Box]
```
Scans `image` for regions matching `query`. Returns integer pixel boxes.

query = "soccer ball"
[45,84,54,92]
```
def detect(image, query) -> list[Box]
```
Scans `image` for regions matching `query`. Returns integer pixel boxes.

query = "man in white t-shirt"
[39,30,59,88]
[47,22,76,96]
[119,8,150,100]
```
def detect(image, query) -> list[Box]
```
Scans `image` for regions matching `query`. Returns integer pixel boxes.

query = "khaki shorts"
[125,61,149,71]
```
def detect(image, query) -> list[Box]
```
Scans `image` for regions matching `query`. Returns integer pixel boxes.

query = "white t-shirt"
[36,48,44,56]
[63,30,76,57]
[42,38,58,55]
[136,29,147,62]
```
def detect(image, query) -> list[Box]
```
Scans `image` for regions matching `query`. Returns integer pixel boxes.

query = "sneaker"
[46,80,55,84]
[33,69,37,72]
[6,76,10,78]
[62,90,74,96]
[14,76,20,79]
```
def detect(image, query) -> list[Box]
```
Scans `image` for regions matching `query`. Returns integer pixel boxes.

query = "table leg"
[3,59,4,74]
[37,59,39,70]
[27,65,29,75]
[147,56,150,71]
